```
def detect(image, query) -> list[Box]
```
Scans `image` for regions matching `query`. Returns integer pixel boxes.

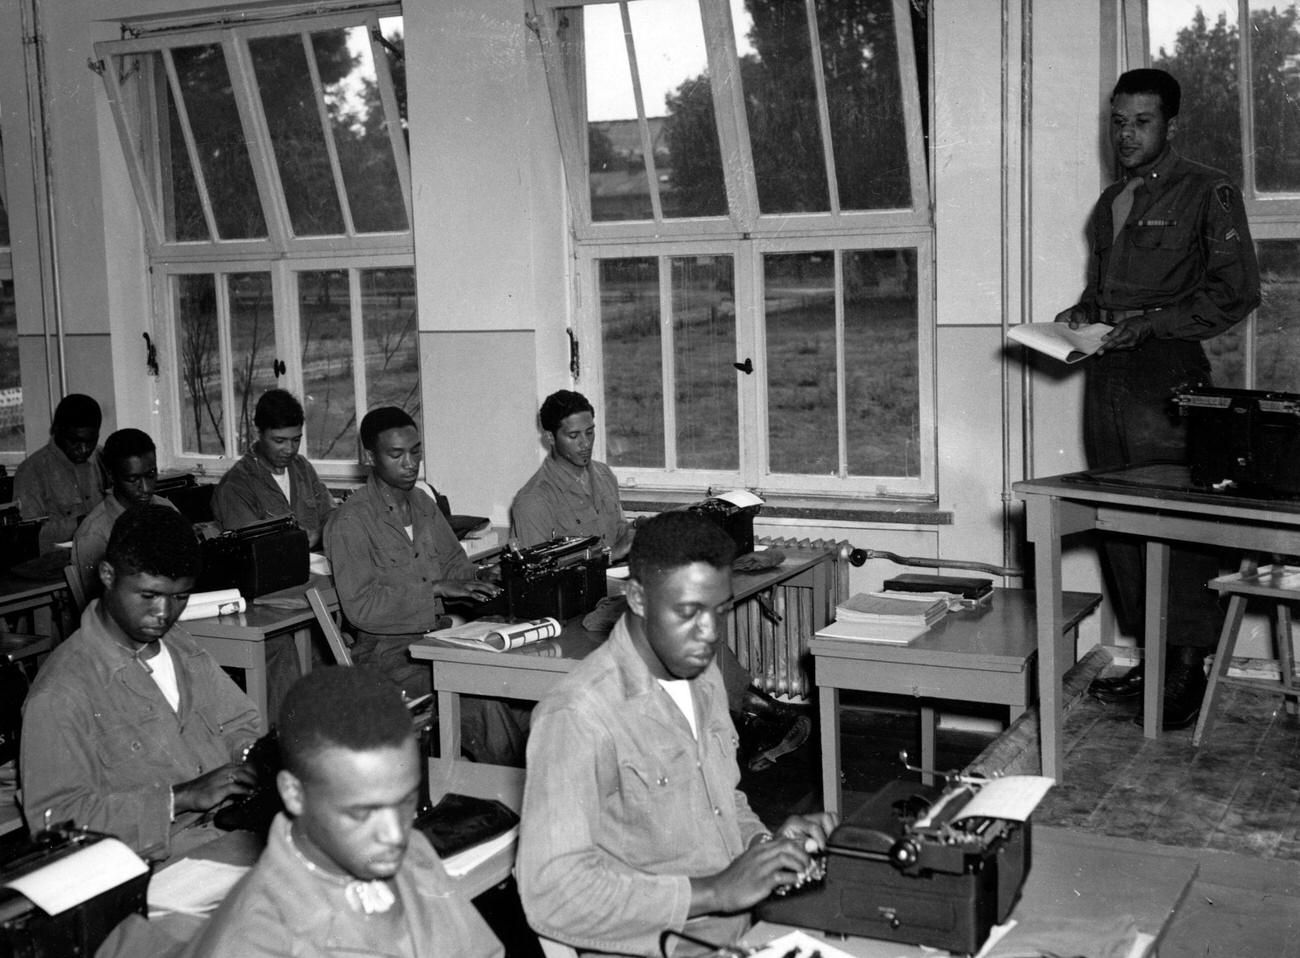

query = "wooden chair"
[304,586,351,666]
[63,563,88,615]
[1194,557,1300,746]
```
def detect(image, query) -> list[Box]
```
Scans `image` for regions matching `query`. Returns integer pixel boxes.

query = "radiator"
[726,538,852,699]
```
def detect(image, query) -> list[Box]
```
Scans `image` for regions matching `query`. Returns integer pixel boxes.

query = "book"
[835,592,948,627]
[423,617,561,652]
[814,619,928,645]
[1006,321,1109,364]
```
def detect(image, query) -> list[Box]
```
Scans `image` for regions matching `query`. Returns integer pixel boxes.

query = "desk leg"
[293,626,311,675]
[1143,541,1171,740]
[819,685,841,816]
[438,689,462,760]
[1026,497,1067,780]
[245,668,270,735]
[920,704,937,787]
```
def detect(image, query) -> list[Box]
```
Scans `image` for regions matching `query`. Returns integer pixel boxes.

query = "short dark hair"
[539,390,594,434]
[629,511,735,586]
[103,428,156,475]
[254,389,305,432]
[359,406,416,452]
[278,666,414,781]
[52,394,102,432]
[105,503,201,580]
[1112,68,1181,119]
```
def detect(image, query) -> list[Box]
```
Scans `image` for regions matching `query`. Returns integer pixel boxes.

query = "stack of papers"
[835,592,948,627]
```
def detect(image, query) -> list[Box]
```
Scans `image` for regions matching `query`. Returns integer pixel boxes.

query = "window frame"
[538,0,937,500]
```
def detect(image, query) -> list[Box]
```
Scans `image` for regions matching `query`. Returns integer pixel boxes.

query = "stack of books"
[815,592,948,645]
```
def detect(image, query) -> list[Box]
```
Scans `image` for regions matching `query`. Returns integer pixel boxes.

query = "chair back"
[63,563,88,615]
[305,586,352,666]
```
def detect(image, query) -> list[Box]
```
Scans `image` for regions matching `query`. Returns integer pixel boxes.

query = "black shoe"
[740,686,808,723]
[1132,655,1207,731]
[745,714,812,772]
[1089,664,1144,704]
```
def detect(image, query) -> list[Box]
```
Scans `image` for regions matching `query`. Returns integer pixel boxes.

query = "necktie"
[1111,176,1143,241]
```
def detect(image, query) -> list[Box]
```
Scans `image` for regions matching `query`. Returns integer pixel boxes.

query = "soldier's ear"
[1166,114,1179,141]
[98,560,115,593]
[278,769,305,817]
[626,577,646,618]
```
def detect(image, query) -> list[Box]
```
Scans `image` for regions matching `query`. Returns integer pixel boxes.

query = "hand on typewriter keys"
[174,761,258,814]
[691,812,837,915]
[434,578,502,603]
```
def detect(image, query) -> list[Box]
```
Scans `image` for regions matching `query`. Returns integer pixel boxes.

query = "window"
[534,0,934,498]
[0,128,22,456]
[1146,0,1300,392]
[96,6,416,471]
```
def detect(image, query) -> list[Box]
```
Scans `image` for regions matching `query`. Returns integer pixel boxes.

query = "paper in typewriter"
[424,617,561,652]
[947,775,1054,824]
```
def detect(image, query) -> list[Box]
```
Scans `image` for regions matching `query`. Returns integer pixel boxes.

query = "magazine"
[1006,321,1110,364]
[424,617,562,652]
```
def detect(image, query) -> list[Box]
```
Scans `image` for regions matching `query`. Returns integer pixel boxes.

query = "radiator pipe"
[842,545,1022,580]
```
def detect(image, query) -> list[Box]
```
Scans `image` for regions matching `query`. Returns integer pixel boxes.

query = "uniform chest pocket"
[97,714,169,770]
[1128,223,1192,251]
[616,745,699,863]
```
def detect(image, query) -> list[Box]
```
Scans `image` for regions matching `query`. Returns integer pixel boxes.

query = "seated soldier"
[70,427,178,602]
[213,388,335,550]
[185,666,504,958]
[324,407,527,764]
[14,393,108,554]
[511,389,810,769]
[21,504,261,860]
[518,512,837,957]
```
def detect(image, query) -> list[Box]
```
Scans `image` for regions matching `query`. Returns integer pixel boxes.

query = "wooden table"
[811,589,1100,813]
[181,575,334,731]
[410,547,837,761]
[1015,464,1300,779]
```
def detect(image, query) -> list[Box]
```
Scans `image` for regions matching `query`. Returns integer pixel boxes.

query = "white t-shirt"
[657,678,697,738]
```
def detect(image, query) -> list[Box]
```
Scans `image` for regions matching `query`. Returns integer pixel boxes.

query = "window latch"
[272,358,286,378]
[142,333,158,377]
[567,329,580,380]
[733,357,754,375]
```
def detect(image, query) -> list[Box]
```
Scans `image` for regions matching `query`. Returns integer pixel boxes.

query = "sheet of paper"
[442,827,518,877]
[715,488,764,509]
[148,858,251,917]
[746,928,861,958]
[309,552,332,576]
[4,837,148,916]
[1007,321,1109,363]
[951,775,1055,823]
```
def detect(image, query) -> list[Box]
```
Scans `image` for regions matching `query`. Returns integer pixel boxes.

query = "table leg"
[1143,541,1170,740]
[920,704,937,786]
[292,626,311,674]
[244,667,270,735]
[1027,497,1067,780]
[439,689,462,760]
[819,685,841,816]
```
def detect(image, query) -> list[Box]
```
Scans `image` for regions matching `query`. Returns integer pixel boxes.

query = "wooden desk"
[0,576,69,640]
[410,547,837,761]
[811,589,1100,814]
[181,575,334,731]
[1015,464,1300,779]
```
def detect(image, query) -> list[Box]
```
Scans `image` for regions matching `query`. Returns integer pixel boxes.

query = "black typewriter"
[494,535,609,620]
[196,515,309,598]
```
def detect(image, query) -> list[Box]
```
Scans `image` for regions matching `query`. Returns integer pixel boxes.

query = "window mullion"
[349,267,367,420]
[621,2,665,223]
[225,34,290,247]
[700,0,759,230]
[531,3,595,226]
[834,248,848,478]
[734,244,762,488]
[804,0,841,218]
[215,272,238,456]
[894,0,932,214]
[95,55,164,249]
[162,48,222,243]
[660,253,677,471]
[274,261,303,398]
[302,31,358,236]
[368,14,414,225]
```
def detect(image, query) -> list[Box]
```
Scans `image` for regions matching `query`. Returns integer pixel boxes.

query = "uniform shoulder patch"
[1215,183,1235,212]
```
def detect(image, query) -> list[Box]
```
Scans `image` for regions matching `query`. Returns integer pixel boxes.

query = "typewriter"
[0,825,150,958]
[686,490,762,556]
[196,515,309,598]
[1174,386,1300,497]
[154,472,216,523]
[496,536,609,620]
[759,759,1049,956]
[0,505,39,572]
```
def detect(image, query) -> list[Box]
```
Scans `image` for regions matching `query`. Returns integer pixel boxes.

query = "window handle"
[733,358,754,375]
[272,358,286,378]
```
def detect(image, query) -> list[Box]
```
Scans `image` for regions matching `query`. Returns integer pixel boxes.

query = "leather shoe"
[1132,655,1208,731]
[1089,664,1144,704]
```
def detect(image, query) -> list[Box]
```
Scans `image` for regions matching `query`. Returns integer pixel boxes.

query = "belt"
[1098,307,1146,325]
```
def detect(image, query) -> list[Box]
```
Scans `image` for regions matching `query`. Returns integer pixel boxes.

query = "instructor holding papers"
[1053,68,1259,731]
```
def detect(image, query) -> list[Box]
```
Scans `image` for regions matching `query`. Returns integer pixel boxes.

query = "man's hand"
[1095,314,1154,354]
[689,831,822,917]
[435,579,502,602]
[173,761,258,814]
[774,811,839,852]
[1054,305,1091,328]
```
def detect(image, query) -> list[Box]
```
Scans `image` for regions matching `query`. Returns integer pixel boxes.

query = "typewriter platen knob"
[888,836,920,871]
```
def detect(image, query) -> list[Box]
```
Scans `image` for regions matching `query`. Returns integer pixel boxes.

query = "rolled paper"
[179,595,247,621]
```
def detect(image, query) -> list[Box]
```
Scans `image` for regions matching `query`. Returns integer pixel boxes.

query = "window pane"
[129,51,209,242]
[733,1,829,214]
[600,258,664,466]
[845,249,918,475]
[1248,1,1300,192]
[582,5,655,222]
[175,274,225,456]
[673,256,737,469]
[171,45,268,239]
[377,17,408,141]
[0,280,23,453]
[361,268,419,420]
[1254,241,1300,391]
[229,272,278,453]
[816,0,911,209]
[314,27,408,232]
[300,270,356,459]
[1149,2,1241,183]
[765,252,836,474]
[249,35,345,236]
[628,1,727,218]
[0,130,10,247]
